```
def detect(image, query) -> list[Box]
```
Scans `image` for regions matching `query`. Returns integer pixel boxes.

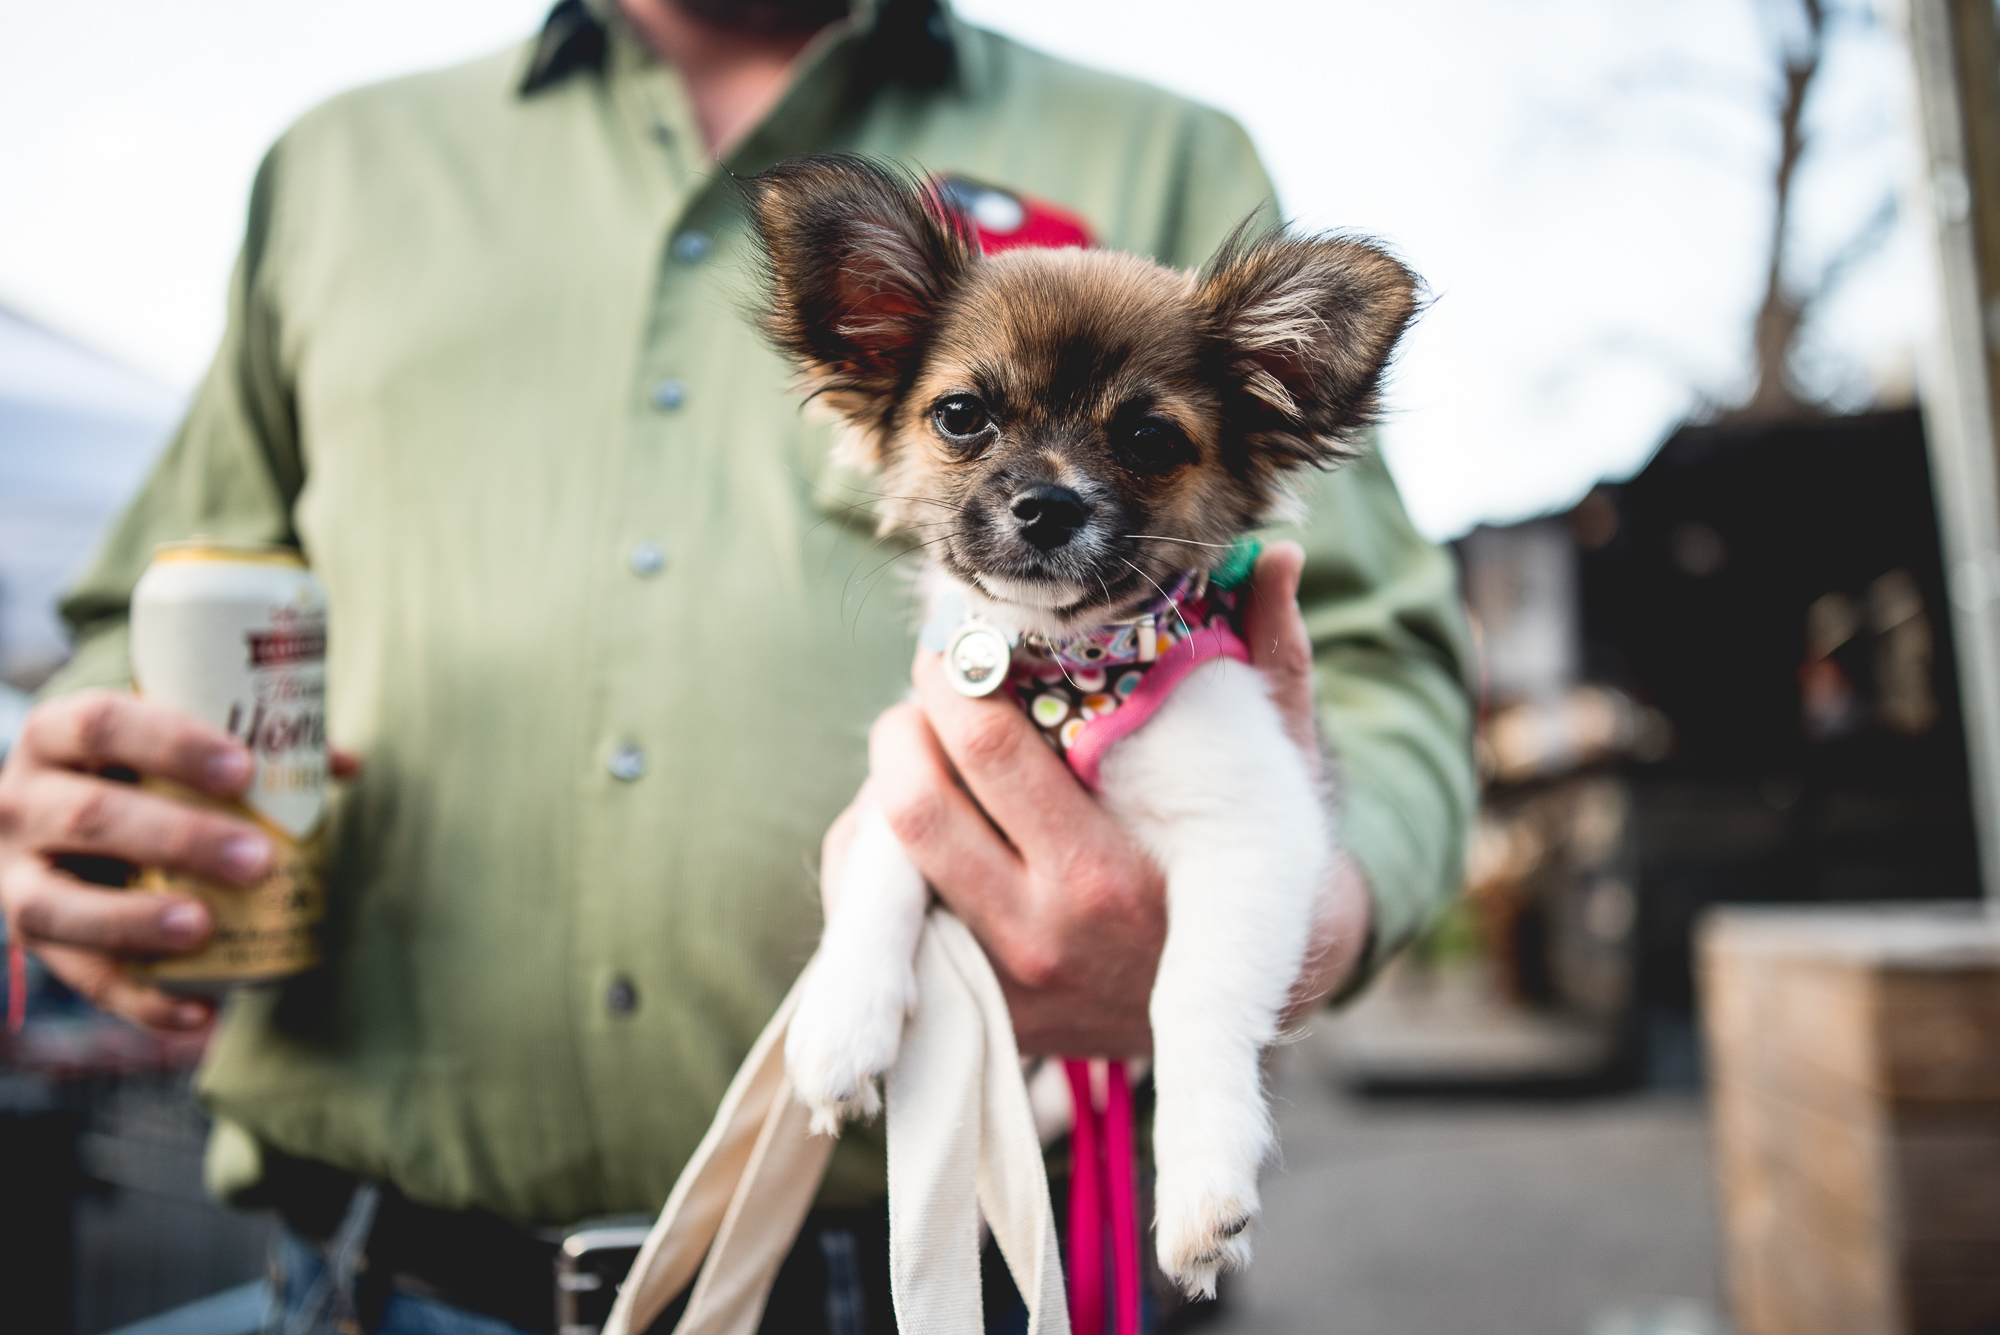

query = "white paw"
[1150,1090,1267,1298]
[1153,1172,1258,1299]
[784,958,915,1136]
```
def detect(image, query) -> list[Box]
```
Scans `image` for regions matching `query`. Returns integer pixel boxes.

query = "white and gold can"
[128,540,328,991]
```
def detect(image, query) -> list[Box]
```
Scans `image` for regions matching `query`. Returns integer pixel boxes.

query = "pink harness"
[1003,571,1251,792]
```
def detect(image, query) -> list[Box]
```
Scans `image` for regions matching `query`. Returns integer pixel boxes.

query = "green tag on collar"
[1210,538,1262,591]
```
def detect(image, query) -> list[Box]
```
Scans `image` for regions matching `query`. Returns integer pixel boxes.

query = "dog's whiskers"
[848,487,967,515]
[1051,654,1085,693]
[1123,535,1233,550]
[843,534,954,642]
[837,512,948,631]
[852,534,951,592]
[1122,558,1196,645]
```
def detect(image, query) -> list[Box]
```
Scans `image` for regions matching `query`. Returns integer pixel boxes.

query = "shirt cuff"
[1330,779,1456,1005]
[32,621,133,703]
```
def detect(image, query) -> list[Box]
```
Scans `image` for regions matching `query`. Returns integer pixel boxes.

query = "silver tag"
[944,622,1013,697]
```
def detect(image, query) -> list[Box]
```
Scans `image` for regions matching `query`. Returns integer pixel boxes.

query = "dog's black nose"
[1009,484,1090,551]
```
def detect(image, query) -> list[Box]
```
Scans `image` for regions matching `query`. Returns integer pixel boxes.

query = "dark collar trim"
[520,0,608,96]
[518,0,953,99]
[860,0,954,91]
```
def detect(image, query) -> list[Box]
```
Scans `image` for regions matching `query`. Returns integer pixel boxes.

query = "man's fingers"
[33,943,213,1032]
[910,651,1122,868]
[1242,539,1321,771]
[17,690,253,797]
[868,701,1022,913]
[1243,540,1308,672]
[10,770,272,884]
[4,857,213,956]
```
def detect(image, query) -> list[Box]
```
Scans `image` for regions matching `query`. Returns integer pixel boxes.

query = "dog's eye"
[1115,416,1193,472]
[932,395,992,445]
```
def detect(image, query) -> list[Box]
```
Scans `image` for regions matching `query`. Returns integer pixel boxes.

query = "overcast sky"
[0,0,1930,540]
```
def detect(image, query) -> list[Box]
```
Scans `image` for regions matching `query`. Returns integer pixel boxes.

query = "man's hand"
[820,541,1373,1056]
[0,690,275,1031]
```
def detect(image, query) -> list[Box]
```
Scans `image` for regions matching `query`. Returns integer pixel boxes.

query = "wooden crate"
[1700,905,2000,1335]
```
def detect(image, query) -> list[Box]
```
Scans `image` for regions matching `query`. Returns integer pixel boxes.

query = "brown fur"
[744,155,1421,626]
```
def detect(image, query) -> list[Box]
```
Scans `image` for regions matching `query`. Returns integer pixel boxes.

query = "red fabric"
[973,199,1094,255]
[934,174,1096,256]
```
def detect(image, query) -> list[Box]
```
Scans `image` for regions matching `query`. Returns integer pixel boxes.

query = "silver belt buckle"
[553,1216,654,1335]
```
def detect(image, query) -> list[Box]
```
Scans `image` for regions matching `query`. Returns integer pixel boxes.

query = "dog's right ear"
[744,155,976,466]
[1197,223,1421,475]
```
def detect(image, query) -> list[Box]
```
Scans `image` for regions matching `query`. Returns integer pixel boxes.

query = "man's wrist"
[1284,847,1373,1023]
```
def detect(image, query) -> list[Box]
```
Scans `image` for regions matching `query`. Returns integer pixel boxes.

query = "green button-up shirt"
[46,0,1475,1225]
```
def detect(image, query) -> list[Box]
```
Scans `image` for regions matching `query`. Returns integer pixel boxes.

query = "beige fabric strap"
[889,908,1070,1335]
[603,908,1068,1335]
[603,973,832,1335]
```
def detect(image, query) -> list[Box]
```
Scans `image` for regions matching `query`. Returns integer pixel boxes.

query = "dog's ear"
[744,155,976,466]
[1197,225,1420,471]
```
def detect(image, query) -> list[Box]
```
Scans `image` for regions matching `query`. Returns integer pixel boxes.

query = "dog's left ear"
[745,155,976,465]
[1198,227,1420,470]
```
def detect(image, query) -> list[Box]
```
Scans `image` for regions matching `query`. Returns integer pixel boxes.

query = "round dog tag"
[944,622,1012,697]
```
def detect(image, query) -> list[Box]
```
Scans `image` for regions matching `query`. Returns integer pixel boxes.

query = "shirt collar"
[519,0,957,99]
[520,0,606,94]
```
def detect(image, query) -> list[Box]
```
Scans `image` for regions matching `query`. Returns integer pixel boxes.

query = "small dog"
[745,156,1418,1296]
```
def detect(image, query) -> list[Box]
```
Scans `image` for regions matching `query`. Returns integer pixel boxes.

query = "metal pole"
[1910,0,2000,900]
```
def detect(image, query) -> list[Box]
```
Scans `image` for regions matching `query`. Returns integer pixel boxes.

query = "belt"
[257,1149,900,1335]
[267,1154,568,1332]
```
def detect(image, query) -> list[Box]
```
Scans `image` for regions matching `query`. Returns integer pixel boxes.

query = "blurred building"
[2,1021,273,1334]
[1581,408,1979,1017]
[1326,407,1980,1092]
[0,312,268,1332]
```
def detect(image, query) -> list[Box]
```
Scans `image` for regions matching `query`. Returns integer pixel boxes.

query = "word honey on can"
[129,541,328,990]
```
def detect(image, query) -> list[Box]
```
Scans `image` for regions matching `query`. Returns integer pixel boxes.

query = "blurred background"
[2,1,1995,1333]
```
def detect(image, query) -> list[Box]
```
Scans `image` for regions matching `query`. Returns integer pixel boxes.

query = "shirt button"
[607,742,647,782]
[628,541,667,577]
[650,378,687,411]
[672,230,712,264]
[605,976,639,1015]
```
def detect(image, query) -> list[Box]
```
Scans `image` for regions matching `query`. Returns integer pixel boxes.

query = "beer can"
[128,541,328,991]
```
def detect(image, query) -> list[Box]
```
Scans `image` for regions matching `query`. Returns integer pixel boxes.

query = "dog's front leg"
[786,792,930,1135]
[1097,658,1331,1298]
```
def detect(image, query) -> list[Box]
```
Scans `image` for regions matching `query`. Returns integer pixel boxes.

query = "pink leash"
[1064,1058,1140,1335]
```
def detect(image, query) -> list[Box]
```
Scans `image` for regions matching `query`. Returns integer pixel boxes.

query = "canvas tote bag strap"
[607,909,1069,1335]
[888,908,1070,1335]
[603,970,834,1335]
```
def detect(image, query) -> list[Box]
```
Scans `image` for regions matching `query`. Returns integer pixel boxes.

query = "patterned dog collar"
[928,540,1262,788]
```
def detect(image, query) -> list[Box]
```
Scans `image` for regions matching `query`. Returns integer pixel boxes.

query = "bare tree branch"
[1728,0,1828,423]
